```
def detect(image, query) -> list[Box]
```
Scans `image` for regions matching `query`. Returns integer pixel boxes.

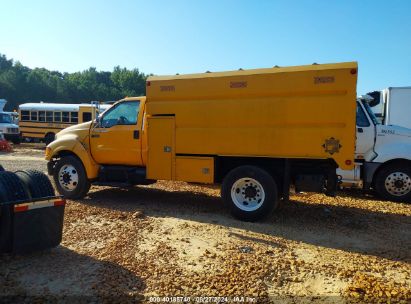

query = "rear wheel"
[221,165,278,221]
[375,163,411,202]
[53,156,90,199]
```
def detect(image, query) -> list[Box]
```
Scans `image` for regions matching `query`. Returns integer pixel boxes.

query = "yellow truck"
[45,62,357,221]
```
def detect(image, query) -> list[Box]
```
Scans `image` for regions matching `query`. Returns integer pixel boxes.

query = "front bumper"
[4,134,20,140]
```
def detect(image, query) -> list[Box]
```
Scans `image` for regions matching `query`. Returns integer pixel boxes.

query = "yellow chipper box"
[143,62,357,220]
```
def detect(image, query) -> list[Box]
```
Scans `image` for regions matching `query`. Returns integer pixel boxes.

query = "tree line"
[0,53,148,111]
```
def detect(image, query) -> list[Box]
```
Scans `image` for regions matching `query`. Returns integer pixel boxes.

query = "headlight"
[45,147,52,159]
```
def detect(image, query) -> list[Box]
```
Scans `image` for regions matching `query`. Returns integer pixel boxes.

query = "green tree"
[0,53,148,111]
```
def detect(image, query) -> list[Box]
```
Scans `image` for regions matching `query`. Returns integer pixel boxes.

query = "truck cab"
[46,97,149,199]
[0,99,20,144]
[338,99,411,202]
[0,112,20,144]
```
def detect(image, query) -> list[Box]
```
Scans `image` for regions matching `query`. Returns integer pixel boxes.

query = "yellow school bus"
[19,103,111,144]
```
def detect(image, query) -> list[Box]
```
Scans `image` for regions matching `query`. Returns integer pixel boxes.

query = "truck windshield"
[362,101,379,125]
[0,113,12,124]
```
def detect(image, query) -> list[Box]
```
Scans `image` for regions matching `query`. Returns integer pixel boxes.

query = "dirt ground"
[0,143,410,303]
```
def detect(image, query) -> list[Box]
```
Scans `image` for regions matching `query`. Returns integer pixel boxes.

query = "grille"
[7,128,19,134]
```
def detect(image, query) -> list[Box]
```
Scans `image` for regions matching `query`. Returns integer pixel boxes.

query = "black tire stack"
[0,168,59,254]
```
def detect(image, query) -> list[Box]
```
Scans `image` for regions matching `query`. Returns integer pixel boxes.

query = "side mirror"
[94,116,101,128]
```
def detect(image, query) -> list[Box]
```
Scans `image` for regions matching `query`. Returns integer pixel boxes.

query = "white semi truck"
[365,87,411,128]
[337,98,411,202]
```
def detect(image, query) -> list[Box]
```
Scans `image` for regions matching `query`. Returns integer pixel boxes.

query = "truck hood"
[55,121,92,141]
[373,124,411,163]
[0,123,19,129]
[376,124,411,138]
[375,124,411,151]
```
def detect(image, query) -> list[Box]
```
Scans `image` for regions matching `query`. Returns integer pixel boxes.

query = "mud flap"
[11,200,65,254]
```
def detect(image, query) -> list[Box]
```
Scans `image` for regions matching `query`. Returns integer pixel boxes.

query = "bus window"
[46,111,53,122]
[82,112,92,122]
[54,112,61,122]
[31,111,38,121]
[71,112,78,123]
[62,112,70,123]
[21,111,30,121]
[39,111,46,122]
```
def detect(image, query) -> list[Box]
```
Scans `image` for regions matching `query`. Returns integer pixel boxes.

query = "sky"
[0,0,410,95]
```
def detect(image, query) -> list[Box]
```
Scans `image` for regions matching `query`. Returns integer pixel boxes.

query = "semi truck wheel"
[221,165,278,221]
[16,170,55,198]
[53,156,90,199]
[375,163,411,202]
[0,171,30,253]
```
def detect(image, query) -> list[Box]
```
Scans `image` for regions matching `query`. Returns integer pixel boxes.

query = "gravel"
[0,144,410,303]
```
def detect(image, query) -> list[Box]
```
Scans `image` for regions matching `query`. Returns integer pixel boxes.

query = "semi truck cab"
[338,99,411,202]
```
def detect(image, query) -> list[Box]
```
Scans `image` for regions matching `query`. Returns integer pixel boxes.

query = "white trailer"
[384,87,411,128]
[366,87,411,128]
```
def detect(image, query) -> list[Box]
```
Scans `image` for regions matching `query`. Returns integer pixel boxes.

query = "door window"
[100,101,140,128]
[356,104,370,127]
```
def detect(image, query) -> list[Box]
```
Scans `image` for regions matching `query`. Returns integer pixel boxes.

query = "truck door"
[146,116,175,180]
[355,102,375,159]
[90,100,143,165]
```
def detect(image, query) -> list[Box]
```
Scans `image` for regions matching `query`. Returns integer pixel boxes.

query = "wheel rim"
[231,177,265,212]
[384,171,411,197]
[58,164,79,191]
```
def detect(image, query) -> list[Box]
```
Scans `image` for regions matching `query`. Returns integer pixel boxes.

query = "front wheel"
[221,165,279,221]
[53,156,90,199]
[375,163,411,202]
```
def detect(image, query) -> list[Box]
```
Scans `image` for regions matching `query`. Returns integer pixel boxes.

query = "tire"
[53,156,90,199]
[16,170,55,199]
[375,163,411,202]
[0,171,30,253]
[221,165,278,221]
[45,133,55,145]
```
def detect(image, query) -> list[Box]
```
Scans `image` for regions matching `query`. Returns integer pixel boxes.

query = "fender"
[373,142,411,163]
[46,134,100,179]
